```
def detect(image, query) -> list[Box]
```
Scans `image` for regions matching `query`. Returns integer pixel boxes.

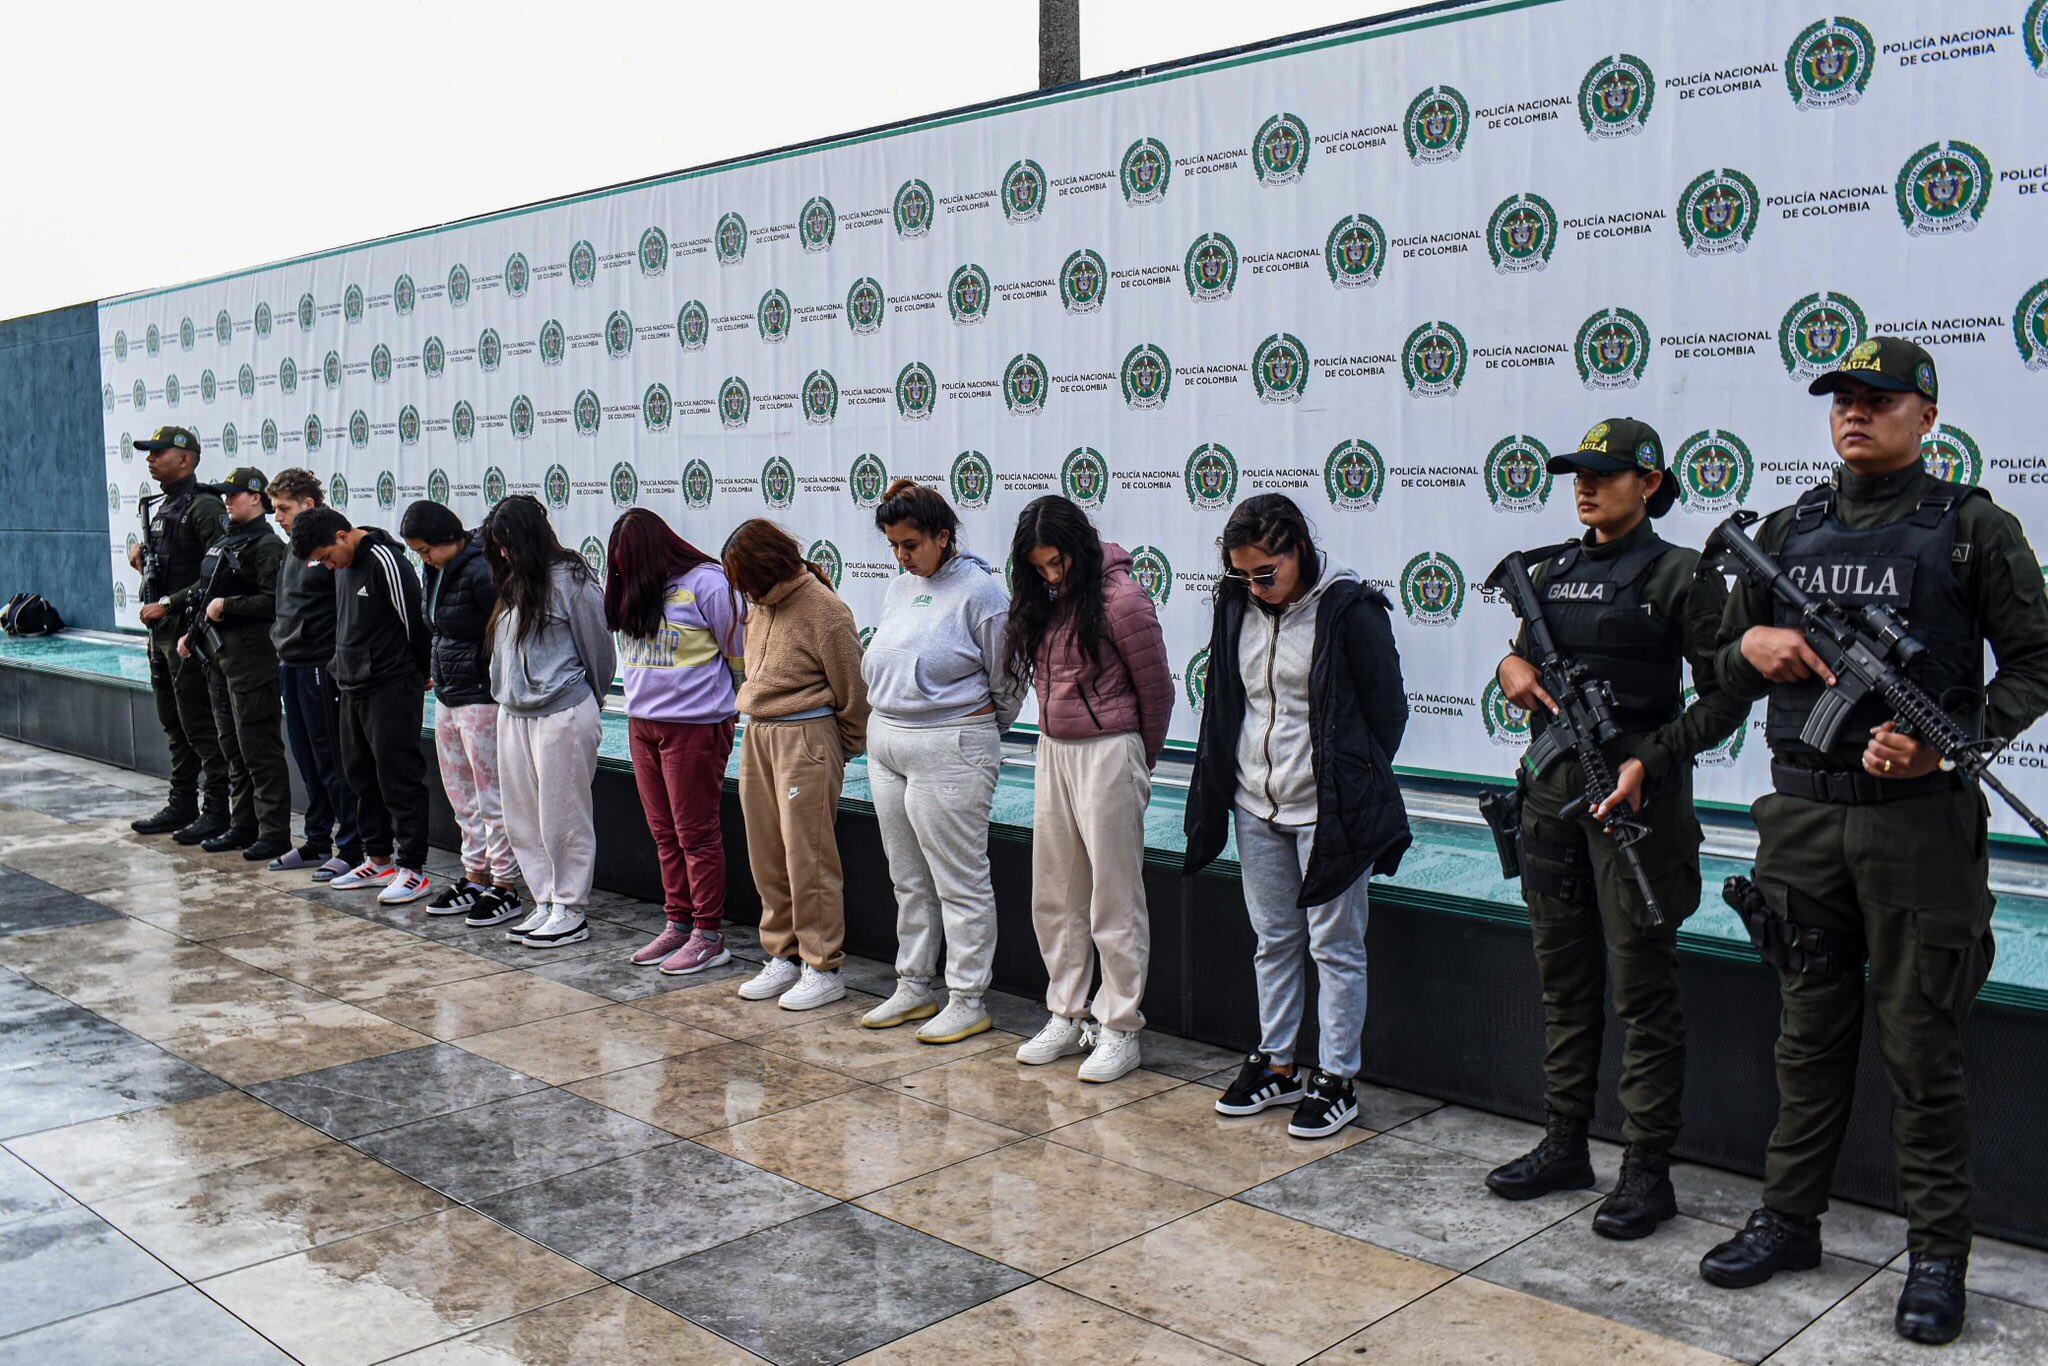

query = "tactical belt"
[1724,875,1866,978]
[1771,761,1954,806]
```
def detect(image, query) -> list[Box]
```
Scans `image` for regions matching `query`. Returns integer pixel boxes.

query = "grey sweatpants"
[1233,806,1371,1080]
[498,695,600,910]
[868,714,1002,995]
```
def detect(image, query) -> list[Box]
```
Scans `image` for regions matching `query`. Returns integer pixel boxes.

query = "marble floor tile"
[1049,1199,1455,1364]
[853,1280,1241,1364]
[635,980,880,1038]
[91,1140,452,1279]
[8,1090,326,1203]
[751,1012,1019,1083]
[0,915,189,979]
[626,1203,1030,1366]
[360,972,611,1041]
[1474,1207,1877,1361]
[0,891,123,937]
[563,1041,863,1137]
[1399,1104,1625,1181]
[524,950,752,1001]
[396,1284,762,1364]
[0,1148,72,1228]
[0,1037,228,1139]
[1243,1132,1603,1271]
[474,1140,837,1279]
[247,1043,548,1139]
[158,1002,433,1087]
[0,1204,182,1337]
[1770,1266,2048,1364]
[133,895,348,943]
[857,1136,1218,1275]
[1042,1081,1369,1195]
[0,837,186,895]
[0,985,138,1063]
[0,1285,292,1365]
[1666,1157,1908,1268]
[1310,1275,1737,1364]
[883,1049,1183,1134]
[697,1086,1023,1200]
[351,1087,676,1202]
[408,918,621,966]
[233,938,507,1004]
[1129,1029,1243,1081]
[200,1206,604,1366]
[61,959,339,1043]
[452,1003,724,1085]
[96,874,316,923]
[1959,1234,2048,1313]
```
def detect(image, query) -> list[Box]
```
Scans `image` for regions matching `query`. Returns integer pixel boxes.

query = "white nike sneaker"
[376,868,432,904]
[860,979,938,1029]
[779,962,847,1011]
[737,957,802,1000]
[1077,1026,1142,1084]
[1016,1015,1090,1065]
[505,900,554,943]
[916,993,992,1045]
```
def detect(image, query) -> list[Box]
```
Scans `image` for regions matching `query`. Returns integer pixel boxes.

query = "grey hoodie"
[1234,556,1360,826]
[488,562,618,717]
[862,550,1024,728]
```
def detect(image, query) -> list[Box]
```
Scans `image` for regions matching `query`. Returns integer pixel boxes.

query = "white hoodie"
[1233,557,1360,826]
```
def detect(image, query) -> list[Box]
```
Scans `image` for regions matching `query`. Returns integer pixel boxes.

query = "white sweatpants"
[498,695,600,910]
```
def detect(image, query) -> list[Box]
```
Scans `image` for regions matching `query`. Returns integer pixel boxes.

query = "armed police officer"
[127,427,232,844]
[1481,418,1748,1239]
[170,468,293,862]
[1697,339,2048,1345]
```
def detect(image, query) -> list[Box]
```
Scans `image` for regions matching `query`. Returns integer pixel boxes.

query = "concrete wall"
[0,303,111,630]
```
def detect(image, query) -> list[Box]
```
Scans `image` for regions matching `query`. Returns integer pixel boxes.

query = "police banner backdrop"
[94,0,2048,835]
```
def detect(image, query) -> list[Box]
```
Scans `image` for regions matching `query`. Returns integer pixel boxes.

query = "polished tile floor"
[0,739,2043,1364]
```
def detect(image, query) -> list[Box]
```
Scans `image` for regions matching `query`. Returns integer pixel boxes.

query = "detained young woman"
[1183,494,1410,1138]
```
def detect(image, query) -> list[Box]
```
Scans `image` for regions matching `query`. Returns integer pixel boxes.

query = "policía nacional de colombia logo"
[1400,550,1466,627]
[504,251,530,298]
[1185,232,1239,302]
[1130,546,1173,606]
[2014,278,2048,370]
[427,469,450,505]
[509,394,536,440]
[145,323,161,357]
[948,265,992,326]
[348,409,369,449]
[238,363,256,397]
[850,453,889,509]
[1252,334,1309,405]
[1403,320,1470,396]
[1778,291,1869,379]
[1579,53,1655,138]
[1487,193,1559,274]
[452,400,475,443]
[638,227,669,277]
[200,370,216,404]
[539,318,567,366]
[580,537,607,583]
[799,196,836,252]
[642,382,673,433]
[278,357,298,395]
[894,179,935,238]
[468,327,499,374]
[1184,647,1211,713]
[2030,0,2048,74]
[1404,85,1471,164]
[397,405,421,446]
[1000,159,1047,223]
[304,415,323,453]
[678,301,709,351]
[807,541,844,591]
[164,374,181,407]
[761,455,796,509]
[1252,113,1310,185]
[683,459,713,510]
[484,466,508,506]
[1121,138,1170,204]
[1689,685,1747,766]
[422,335,446,379]
[1003,353,1048,415]
[715,212,747,266]
[718,376,752,429]
[178,316,194,350]
[1061,447,1110,509]
[1184,443,1240,511]
[325,470,344,505]
[392,274,415,316]
[1921,424,1983,486]
[895,362,938,421]
[1061,249,1108,314]
[367,344,390,384]
[847,278,885,336]
[375,470,397,510]
[544,464,572,509]
[1324,439,1388,512]
[1484,435,1555,513]
[802,369,839,425]
[602,310,633,359]
[1121,344,1171,410]
[1677,168,1762,256]
[113,330,127,361]
[1787,16,1876,109]
[1481,678,1535,747]
[950,451,993,509]
[295,295,314,332]
[568,239,597,287]
[1326,214,1387,288]
[757,290,791,344]
[262,419,281,455]
[1575,307,1652,389]
[1895,140,1991,236]
[254,303,273,338]
[133,379,147,410]
[447,263,471,307]
[1674,429,1755,513]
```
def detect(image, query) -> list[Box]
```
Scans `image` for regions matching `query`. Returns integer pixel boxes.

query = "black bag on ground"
[0,594,65,637]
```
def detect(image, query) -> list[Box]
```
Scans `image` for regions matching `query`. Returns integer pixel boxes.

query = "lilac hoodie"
[619,563,747,724]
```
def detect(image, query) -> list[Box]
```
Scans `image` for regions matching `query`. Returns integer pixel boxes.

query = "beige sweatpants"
[739,717,847,971]
[497,694,600,909]
[1030,731,1152,1033]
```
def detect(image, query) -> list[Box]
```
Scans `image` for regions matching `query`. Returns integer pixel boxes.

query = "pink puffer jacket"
[1033,543,1174,765]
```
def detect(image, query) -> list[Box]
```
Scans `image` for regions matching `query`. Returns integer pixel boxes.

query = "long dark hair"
[605,508,719,639]
[481,494,590,647]
[722,519,832,603]
[1217,494,1322,610]
[874,478,958,562]
[1004,495,1106,686]
[398,500,465,548]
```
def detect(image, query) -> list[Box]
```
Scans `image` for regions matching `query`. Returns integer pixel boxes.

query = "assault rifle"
[1484,551,1665,925]
[138,493,163,601]
[1707,509,2048,843]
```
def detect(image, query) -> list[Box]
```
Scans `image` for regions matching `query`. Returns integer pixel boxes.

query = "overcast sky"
[1,0,1411,320]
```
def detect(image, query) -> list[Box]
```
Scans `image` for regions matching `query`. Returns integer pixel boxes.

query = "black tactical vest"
[1766,482,1984,766]
[1532,535,1684,734]
[142,478,207,597]
[193,523,275,633]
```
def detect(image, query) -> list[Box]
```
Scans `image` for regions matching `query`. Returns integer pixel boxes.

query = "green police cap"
[1808,336,1938,402]
[1547,417,1677,517]
[209,467,269,499]
[134,426,200,456]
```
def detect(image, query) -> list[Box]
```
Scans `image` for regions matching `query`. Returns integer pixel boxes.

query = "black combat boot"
[172,800,230,846]
[200,826,255,853]
[241,837,293,863]
[131,798,196,835]
[1485,1112,1595,1200]
[1592,1145,1677,1240]
[1699,1207,1822,1288]
[1895,1253,1967,1345]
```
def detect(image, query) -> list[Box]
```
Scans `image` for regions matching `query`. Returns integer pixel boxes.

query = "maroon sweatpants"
[629,716,736,930]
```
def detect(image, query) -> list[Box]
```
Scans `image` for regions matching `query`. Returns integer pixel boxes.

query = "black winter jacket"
[1184,579,1412,905]
[424,534,496,706]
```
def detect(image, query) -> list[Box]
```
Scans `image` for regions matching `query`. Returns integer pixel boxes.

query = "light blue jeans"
[1233,806,1371,1080]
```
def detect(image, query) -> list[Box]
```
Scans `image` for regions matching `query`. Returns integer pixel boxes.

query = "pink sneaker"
[660,930,733,976]
[632,923,692,967]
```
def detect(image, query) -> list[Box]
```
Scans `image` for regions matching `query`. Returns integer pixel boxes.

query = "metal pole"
[1040,0,1080,89]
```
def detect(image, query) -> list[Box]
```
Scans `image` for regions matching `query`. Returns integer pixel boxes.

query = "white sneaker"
[505,900,554,943]
[779,962,847,1011]
[737,957,802,1000]
[1077,1027,1142,1084]
[916,993,992,1045]
[1016,1016,1090,1065]
[521,905,589,949]
[376,868,432,904]
[328,859,394,890]
[860,980,938,1029]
